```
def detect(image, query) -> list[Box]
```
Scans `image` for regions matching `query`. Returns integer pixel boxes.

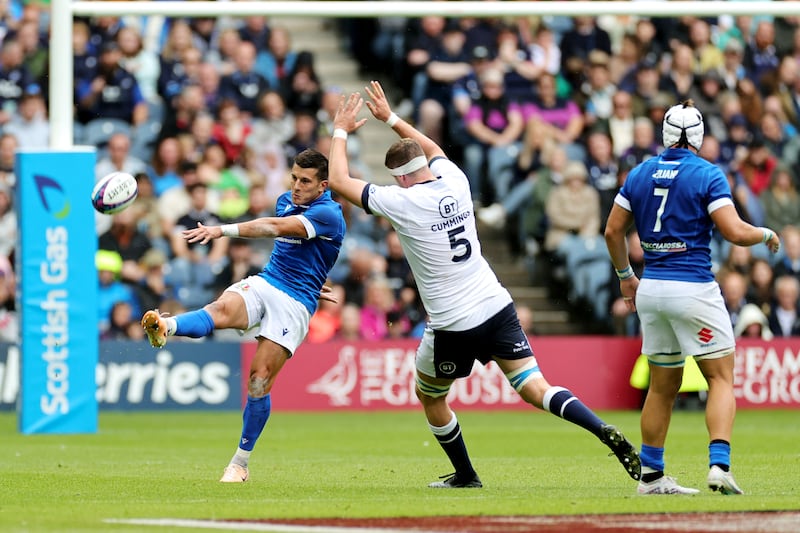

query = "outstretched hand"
[183,222,221,244]
[333,92,367,134]
[318,285,338,304]
[364,80,392,122]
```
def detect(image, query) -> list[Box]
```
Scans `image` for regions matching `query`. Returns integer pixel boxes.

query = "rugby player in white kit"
[327,81,641,488]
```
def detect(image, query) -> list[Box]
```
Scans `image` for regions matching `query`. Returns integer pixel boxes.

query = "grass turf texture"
[1,410,798,531]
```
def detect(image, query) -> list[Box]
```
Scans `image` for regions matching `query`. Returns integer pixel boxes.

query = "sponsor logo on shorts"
[513,340,530,353]
[698,327,714,344]
[438,361,456,375]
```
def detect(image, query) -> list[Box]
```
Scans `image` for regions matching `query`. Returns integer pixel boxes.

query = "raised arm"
[364,80,446,161]
[327,92,370,208]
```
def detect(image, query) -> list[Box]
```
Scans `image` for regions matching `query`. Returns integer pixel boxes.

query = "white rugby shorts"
[225,275,310,356]
[636,279,735,366]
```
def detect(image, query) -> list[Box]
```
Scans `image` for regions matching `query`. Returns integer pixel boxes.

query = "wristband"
[761,227,774,244]
[615,265,634,280]
[221,224,239,237]
[332,128,348,140]
[385,112,399,127]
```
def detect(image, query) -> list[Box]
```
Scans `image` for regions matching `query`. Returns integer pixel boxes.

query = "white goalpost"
[50,0,800,149]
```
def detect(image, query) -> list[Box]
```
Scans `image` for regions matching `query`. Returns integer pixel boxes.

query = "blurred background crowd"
[0,2,799,344]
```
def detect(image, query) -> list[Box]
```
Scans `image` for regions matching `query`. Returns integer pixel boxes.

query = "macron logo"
[282,328,289,336]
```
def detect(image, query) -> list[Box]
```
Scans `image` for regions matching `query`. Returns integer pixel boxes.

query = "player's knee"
[248,374,271,398]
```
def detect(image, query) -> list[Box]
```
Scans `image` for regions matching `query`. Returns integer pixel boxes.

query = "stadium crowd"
[0,4,799,343]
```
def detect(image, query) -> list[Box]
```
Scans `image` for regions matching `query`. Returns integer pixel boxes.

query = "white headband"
[389,156,428,176]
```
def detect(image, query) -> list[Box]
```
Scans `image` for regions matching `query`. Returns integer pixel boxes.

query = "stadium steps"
[479,225,583,336]
[281,17,580,335]
[280,16,399,183]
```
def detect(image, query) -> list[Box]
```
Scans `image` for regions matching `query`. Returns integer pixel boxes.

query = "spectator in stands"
[0,272,18,342]
[461,67,525,205]
[0,39,35,126]
[718,38,747,93]
[239,15,271,52]
[249,89,294,151]
[581,50,616,128]
[544,160,601,254]
[761,165,800,234]
[159,83,206,141]
[769,275,800,336]
[219,40,271,118]
[206,27,240,77]
[733,303,774,340]
[158,45,203,106]
[96,249,140,335]
[493,23,538,104]
[196,61,221,116]
[3,88,48,149]
[211,98,252,166]
[719,112,750,169]
[584,130,619,228]
[169,182,228,309]
[527,24,560,79]
[688,19,724,75]
[158,160,215,232]
[188,17,218,60]
[416,24,471,146]
[17,20,46,87]
[758,110,791,161]
[77,41,148,127]
[619,117,660,171]
[626,57,668,118]
[0,133,17,189]
[212,238,261,298]
[736,135,778,199]
[559,16,612,92]
[285,109,319,164]
[102,301,141,341]
[284,51,322,114]
[719,269,749,329]
[73,20,97,90]
[130,173,167,255]
[747,258,775,314]
[147,136,184,197]
[116,26,160,107]
[773,225,800,280]
[134,247,174,313]
[405,15,447,110]
[359,275,396,341]
[336,303,363,341]
[95,132,147,181]
[521,72,585,162]
[744,20,780,93]
[691,69,727,135]
[98,206,153,285]
[255,25,300,90]
[0,183,16,260]
[307,283,345,343]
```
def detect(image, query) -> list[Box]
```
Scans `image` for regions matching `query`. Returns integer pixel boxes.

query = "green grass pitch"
[0,409,798,531]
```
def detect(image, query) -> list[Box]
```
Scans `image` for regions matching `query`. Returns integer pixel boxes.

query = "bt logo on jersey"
[438,196,458,218]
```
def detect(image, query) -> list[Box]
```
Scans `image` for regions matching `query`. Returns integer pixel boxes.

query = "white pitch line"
[104,518,437,533]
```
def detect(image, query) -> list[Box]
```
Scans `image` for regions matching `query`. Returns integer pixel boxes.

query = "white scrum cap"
[662,101,704,150]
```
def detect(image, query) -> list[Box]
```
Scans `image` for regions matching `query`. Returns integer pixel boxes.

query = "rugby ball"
[92,171,138,214]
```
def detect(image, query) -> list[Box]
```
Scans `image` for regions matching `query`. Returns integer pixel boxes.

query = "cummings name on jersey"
[431,209,472,232]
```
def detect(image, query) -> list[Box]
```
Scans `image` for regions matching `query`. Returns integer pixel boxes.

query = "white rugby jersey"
[362,157,512,331]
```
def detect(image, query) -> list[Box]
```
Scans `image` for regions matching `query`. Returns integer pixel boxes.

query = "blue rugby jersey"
[615,147,733,283]
[258,190,345,314]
